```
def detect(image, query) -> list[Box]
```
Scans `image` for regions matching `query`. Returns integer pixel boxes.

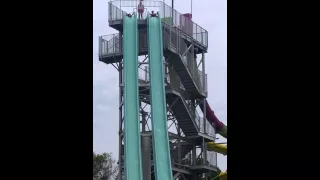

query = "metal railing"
[198,70,208,95]
[161,1,208,47]
[194,109,202,133]
[205,74,208,95]
[120,64,149,83]
[108,1,208,47]
[182,150,218,167]
[108,2,126,21]
[98,28,148,58]
[138,65,149,82]
[99,34,121,57]
[207,151,218,167]
[197,118,216,137]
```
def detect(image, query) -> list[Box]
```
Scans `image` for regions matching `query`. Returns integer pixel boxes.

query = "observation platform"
[99,1,208,64]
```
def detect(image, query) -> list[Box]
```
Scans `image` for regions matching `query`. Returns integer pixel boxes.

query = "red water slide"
[199,100,227,138]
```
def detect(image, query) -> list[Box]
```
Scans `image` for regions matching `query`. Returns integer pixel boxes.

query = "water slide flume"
[199,100,227,139]
[219,171,227,180]
[147,13,174,180]
[207,142,227,155]
[211,171,227,180]
[123,13,143,180]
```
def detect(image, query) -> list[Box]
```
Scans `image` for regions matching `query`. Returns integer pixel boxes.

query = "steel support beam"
[141,101,146,132]
[141,135,152,180]
[138,55,149,67]
[182,44,193,57]
[111,63,119,71]
[118,62,123,180]
[197,56,203,68]
[173,172,181,179]
[192,145,196,166]
[177,125,182,167]
[168,97,180,110]
[168,132,190,143]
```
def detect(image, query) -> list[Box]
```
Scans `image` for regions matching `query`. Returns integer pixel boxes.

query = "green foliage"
[205,167,222,180]
[93,152,118,180]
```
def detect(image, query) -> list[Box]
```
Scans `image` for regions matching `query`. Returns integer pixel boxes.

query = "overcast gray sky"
[93,0,227,171]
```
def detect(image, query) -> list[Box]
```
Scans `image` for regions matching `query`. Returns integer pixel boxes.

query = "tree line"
[93,152,118,180]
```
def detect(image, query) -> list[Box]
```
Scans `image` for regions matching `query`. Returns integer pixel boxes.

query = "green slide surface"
[147,14,173,180]
[123,13,143,180]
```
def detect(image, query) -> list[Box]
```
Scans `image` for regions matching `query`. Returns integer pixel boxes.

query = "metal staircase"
[138,67,201,137]
[138,87,200,137]
[163,24,206,99]
[166,90,199,136]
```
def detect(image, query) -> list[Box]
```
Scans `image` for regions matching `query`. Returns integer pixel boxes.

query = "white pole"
[191,0,192,14]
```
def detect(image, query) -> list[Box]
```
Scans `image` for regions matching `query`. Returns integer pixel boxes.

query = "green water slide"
[147,14,173,180]
[123,13,143,180]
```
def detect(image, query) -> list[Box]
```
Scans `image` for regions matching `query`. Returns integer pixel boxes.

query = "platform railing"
[197,118,216,137]
[108,0,208,48]
[99,28,149,58]
[108,2,126,21]
[197,69,207,95]
[136,63,178,88]
[207,151,218,167]
[205,74,208,95]
[191,150,217,167]
[138,66,149,82]
[176,147,218,168]
[161,1,208,47]
[99,34,121,57]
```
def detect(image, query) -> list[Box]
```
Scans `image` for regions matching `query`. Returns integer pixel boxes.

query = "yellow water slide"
[207,142,227,155]
[219,171,227,180]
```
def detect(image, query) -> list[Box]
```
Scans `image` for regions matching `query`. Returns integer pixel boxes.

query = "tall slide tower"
[98,1,226,179]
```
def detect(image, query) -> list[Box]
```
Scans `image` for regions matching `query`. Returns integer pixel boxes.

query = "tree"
[201,167,222,180]
[93,152,118,180]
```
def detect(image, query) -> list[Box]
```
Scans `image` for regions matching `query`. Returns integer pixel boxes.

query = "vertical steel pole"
[202,52,206,134]
[141,135,151,180]
[118,61,123,180]
[172,0,174,25]
[191,0,192,14]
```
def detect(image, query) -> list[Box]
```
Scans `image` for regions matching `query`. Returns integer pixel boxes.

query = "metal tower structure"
[98,1,220,179]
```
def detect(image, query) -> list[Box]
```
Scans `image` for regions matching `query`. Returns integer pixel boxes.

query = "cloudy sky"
[93,0,227,171]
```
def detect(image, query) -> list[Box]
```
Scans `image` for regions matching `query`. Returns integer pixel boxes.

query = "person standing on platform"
[138,0,144,19]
